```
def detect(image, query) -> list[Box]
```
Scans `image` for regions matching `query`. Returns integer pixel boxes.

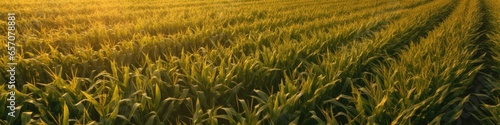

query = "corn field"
[1,0,499,124]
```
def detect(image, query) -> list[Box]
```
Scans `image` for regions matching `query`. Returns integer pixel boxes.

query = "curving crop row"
[3,0,498,124]
[363,0,484,124]
[246,0,458,124]
[476,0,500,123]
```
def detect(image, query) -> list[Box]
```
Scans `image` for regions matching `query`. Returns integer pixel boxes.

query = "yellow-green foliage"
[477,0,500,124]
[0,0,498,124]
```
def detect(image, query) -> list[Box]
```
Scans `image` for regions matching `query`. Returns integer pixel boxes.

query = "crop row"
[0,1,408,124]
[246,0,457,124]
[477,0,500,124]
[361,0,484,124]
[0,0,385,56]
[2,0,495,124]
[0,0,371,35]
[0,0,423,84]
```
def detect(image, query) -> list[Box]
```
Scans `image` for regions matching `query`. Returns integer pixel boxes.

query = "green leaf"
[81,91,103,116]
[63,102,69,125]
[21,112,32,125]
[155,84,161,106]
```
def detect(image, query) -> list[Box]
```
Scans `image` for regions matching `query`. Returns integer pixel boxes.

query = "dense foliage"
[1,0,499,124]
